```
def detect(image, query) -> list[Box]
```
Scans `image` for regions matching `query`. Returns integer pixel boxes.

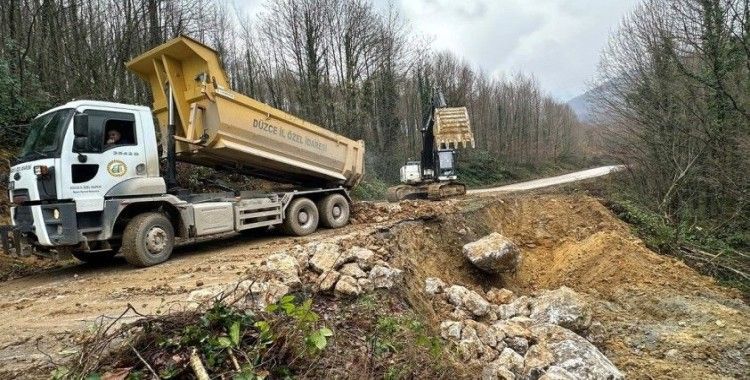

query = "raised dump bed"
[127,36,364,188]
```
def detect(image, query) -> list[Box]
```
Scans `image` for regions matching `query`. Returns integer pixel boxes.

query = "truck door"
[60,108,148,212]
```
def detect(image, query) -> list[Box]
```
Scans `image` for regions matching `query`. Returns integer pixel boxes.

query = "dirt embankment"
[376,195,748,379]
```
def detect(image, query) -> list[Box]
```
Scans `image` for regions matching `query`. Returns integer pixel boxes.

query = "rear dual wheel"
[318,194,350,228]
[281,194,351,236]
[282,198,319,236]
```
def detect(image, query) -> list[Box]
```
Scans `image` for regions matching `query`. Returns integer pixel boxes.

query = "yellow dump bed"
[127,36,364,188]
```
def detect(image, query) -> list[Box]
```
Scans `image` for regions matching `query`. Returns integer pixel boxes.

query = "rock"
[492,320,532,339]
[339,263,367,278]
[523,343,555,378]
[463,232,522,274]
[445,285,491,317]
[482,363,516,380]
[425,277,446,295]
[316,270,340,292]
[529,287,592,333]
[238,280,289,310]
[539,366,577,380]
[487,288,515,305]
[497,296,532,319]
[475,322,498,347]
[349,246,375,269]
[334,275,361,297]
[289,245,309,270]
[440,320,463,340]
[494,347,524,374]
[450,307,471,321]
[504,336,529,355]
[357,278,374,292]
[309,243,342,273]
[368,265,403,289]
[187,284,226,303]
[531,324,624,380]
[458,336,485,361]
[265,253,301,288]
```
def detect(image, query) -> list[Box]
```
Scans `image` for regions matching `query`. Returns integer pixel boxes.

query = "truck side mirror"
[72,113,103,153]
[74,114,89,137]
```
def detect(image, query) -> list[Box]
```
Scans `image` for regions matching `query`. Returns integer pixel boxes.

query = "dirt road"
[0,224,375,377]
[467,165,624,195]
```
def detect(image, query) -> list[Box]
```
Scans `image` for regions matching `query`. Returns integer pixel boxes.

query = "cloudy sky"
[238,0,640,101]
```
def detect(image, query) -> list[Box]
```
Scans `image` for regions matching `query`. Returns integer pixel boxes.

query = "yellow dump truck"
[2,36,364,267]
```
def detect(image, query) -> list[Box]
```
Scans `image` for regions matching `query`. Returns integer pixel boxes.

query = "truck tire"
[122,212,175,267]
[281,197,319,236]
[318,194,350,228]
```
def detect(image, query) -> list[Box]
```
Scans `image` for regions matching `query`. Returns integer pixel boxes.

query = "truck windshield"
[17,109,74,163]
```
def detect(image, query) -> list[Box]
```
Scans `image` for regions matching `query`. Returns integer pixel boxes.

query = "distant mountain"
[567,90,596,124]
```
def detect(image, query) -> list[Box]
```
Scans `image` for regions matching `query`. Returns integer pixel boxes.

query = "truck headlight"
[53,208,60,220]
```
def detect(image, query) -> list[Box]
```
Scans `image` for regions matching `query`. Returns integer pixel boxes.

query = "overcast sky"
[237,0,640,101]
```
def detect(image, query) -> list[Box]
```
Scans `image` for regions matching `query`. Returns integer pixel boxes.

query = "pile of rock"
[187,241,403,309]
[425,278,623,380]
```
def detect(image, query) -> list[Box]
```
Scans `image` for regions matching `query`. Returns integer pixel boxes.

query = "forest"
[0,0,585,190]
[0,0,746,282]
[596,0,749,284]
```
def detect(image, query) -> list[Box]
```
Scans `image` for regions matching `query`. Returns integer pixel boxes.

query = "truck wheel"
[122,213,175,267]
[318,194,350,228]
[282,197,319,236]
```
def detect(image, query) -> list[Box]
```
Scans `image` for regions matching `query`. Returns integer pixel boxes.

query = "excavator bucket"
[434,107,474,149]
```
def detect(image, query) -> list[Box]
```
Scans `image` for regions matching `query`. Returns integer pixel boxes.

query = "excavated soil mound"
[377,194,748,379]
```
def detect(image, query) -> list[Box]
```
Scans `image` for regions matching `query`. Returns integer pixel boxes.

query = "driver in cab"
[105,127,123,147]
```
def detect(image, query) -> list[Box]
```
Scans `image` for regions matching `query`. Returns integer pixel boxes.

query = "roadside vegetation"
[587,0,749,295]
[51,287,459,380]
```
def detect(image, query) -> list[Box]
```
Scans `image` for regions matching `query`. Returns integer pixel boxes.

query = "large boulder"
[463,232,522,274]
[529,287,593,333]
[445,285,491,317]
[531,324,624,380]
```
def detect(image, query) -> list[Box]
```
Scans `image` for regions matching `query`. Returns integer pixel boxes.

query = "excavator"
[387,89,474,202]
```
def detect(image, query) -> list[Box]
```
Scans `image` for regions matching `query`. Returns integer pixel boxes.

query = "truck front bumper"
[2,203,79,255]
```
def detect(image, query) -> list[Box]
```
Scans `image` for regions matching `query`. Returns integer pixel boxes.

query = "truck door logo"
[107,160,127,177]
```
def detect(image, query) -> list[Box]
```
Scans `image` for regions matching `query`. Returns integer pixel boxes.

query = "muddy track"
[0,224,378,376]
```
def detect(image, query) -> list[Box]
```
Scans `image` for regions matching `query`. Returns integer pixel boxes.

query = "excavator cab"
[436,149,458,180]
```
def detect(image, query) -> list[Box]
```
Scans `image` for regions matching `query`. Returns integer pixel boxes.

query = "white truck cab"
[9,100,164,243]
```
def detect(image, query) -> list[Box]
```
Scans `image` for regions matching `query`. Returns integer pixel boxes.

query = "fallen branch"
[190,348,210,380]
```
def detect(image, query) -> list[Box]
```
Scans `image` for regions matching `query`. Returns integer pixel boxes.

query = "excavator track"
[427,182,467,200]
[386,182,467,202]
